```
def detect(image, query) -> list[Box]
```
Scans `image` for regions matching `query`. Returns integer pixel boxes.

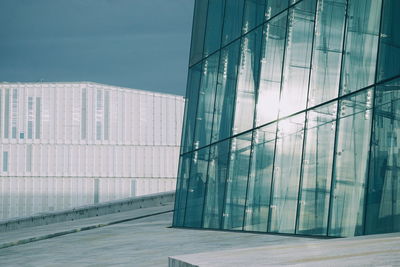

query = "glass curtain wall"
[175,0,400,237]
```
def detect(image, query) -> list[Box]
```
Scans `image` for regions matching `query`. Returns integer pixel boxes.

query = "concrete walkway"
[0,202,399,266]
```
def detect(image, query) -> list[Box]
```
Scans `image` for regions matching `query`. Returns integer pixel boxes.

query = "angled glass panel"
[221,0,245,46]
[279,0,316,117]
[181,63,202,153]
[297,102,337,236]
[189,0,209,65]
[244,123,277,232]
[255,11,287,126]
[365,78,400,234]
[242,0,266,34]
[377,0,400,82]
[193,53,219,149]
[222,132,252,230]
[308,0,346,107]
[232,27,262,135]
[329,88,373,237]
[203,0,225,57]
[211,40,240,143]
[265,0,288,20]
[203,139,230,229]
[269,113,305,233]
[173,153,193,227]
[184,147,210,227]
[340,0,382,95]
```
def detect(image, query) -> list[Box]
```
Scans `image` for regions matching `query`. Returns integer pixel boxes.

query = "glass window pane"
[173,153,192,227]
[377,0,400,82]
[340,0,382,95]
[365,78,400,234]
[193,53,220,149]
[222,132,252,230]
[269,113,305,233]
[221,0,245,46]
[255,11,287,126]
[308,0,346,107]
[184,147,210,227]
[297,102,337,235]
[329,88,373,237]
[232,27,262,135]
[211,40,240,143]
[242,0,266,34]
[203,0,225,57]
[279,0,316,117]
[190,0,209,65]
[265,0,288,20]
[203,139,230,229]
[244,123,277,232]
[181,63,202,153]
[4,89,9,139]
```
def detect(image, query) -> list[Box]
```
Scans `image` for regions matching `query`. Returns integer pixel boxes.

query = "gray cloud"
[0,0,194,95]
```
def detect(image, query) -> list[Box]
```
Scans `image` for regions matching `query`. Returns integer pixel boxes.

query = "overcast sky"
[0,0,194,95]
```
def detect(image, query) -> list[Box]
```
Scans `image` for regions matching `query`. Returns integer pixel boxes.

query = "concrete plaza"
[0,200,399,266]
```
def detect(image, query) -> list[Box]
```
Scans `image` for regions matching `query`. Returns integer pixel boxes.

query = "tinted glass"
[329,89,373,237]
[365,78,400,234]
[340,0,382,95]
[297,102,337,235]
[269,113,305,233]
[377,0,400,82]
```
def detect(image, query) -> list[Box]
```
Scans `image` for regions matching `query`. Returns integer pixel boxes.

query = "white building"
[0,82,184,178]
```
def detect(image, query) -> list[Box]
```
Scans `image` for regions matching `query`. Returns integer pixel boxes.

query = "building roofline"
[0,81,185,99]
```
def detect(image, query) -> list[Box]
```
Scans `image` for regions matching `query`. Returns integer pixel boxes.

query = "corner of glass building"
[173,0,400,238]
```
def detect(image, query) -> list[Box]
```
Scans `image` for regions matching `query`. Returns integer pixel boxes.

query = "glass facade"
[174,0,400,237]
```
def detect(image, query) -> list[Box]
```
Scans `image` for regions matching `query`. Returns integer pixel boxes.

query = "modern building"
[0,82,184,179]
[173,0,400,237]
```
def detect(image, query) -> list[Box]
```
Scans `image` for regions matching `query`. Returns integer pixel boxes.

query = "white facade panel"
[0,82,185,179]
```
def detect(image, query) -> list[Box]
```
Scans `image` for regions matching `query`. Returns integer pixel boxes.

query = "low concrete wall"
[0,191,175,232]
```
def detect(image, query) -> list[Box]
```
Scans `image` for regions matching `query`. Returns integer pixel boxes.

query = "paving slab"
[1,204,398,267]
[170,232,400,266]
[0,208,315,266]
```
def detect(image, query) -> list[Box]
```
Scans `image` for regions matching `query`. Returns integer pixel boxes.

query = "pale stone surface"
[170,232,400,266]
[0,202,399,267]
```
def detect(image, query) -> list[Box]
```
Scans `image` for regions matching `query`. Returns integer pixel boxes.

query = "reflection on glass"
[173,154,192,227]
[181,64,202,153]
[279,0,316,117]
[265,0,288,20]
[194,53,219,149]
[189,0,209,65]
[202,140,230,229]
[222,132,252,230]
[222,0,245,46]
[308,0,346,107]
[244,124,276,232]
[256,11,287,126]
[269,114,305,233]
[340,0,382,95]
[377,0,400,82]
[233,27,262,135]
[297,102,337,235]
[211,40,240,143]
[242,0,265,34]
[203,0,225,57]
[329,89,373,237]
[184,147,210,227]
[366,78,400,234]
